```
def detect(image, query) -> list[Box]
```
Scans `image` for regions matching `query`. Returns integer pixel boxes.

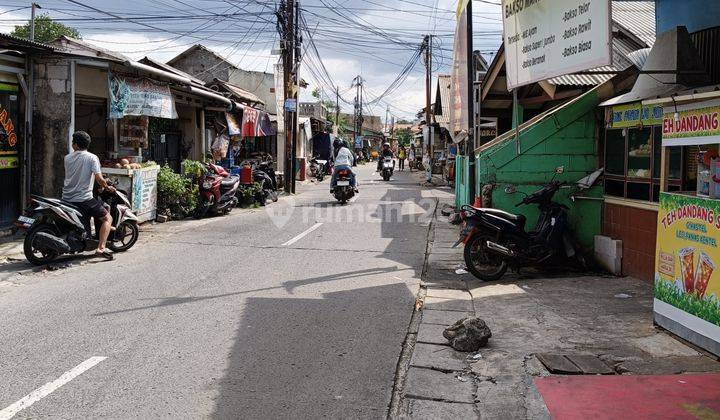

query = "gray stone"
[410,343,467,371]
[406,398,476,419]
[631,334,700,357]
[417,323,450,345]
[404,367,475,403]
[421,309,473,326]
[424,296,474,312]
[443,317,492,352]
[46,64,68,80]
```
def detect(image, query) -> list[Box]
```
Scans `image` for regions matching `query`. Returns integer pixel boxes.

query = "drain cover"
[536,354,614,375]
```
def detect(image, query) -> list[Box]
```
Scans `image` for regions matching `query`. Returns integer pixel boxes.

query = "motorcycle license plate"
[17,216,35,226]
[337,180,350,186]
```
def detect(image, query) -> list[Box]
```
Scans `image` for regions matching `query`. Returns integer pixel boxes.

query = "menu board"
[655,192,720,356]
[131,166,159,221]
[119,116,149,149]
[503,0,612,89]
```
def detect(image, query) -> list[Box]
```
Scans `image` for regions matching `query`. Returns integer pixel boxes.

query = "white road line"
[0,356,106,420]
[282,223,323,246]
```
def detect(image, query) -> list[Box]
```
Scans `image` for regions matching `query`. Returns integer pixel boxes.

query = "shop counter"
[102,165,160,223]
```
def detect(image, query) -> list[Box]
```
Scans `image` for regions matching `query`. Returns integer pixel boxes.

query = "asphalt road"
[0,163,446,419]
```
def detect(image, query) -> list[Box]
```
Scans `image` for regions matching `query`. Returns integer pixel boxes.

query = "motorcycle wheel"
[194,197,212,219]
[267,190,279,202]
[463,234,507,281]
[23,224,59,266]
[108,221,139,252]
[383,174,390,181]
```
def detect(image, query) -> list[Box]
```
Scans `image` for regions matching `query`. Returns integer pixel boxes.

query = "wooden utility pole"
[281,0,296,194]
[335,85,339,136]
[424,35,433,160]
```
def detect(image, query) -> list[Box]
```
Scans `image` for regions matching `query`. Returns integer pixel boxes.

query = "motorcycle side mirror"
[504,185,517,194]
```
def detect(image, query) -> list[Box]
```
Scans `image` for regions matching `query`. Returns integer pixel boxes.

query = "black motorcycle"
[254,160,279,205]
[332,167,355,204]
[309,157,327,182]
[17,184,140,266]
[455,179,581,281]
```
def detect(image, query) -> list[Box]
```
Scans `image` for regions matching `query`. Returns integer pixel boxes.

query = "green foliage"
[156,165,197,219]
[11,13,81,43]
[181,159,205,179]
[396,128,413,146]
[655,279,720,326]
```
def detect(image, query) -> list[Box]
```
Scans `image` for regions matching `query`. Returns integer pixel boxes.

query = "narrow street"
[0,164,441,418]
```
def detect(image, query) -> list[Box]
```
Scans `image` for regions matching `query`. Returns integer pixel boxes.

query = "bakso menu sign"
[502,0,612,90]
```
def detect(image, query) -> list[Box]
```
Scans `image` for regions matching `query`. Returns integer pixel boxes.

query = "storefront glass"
[0,84,21,226]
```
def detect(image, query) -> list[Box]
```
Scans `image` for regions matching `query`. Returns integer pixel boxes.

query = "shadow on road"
[212,282,416,419]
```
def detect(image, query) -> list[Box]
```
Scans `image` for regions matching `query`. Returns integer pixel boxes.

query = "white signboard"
[503,0,612,90]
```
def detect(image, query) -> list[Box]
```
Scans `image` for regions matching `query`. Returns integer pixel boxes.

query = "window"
[604,126,683,202]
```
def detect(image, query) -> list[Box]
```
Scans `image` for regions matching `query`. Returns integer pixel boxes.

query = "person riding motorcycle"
[330,139,358,193]
[377,142,395,171]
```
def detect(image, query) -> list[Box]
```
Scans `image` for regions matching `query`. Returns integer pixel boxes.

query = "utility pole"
[291,0,300,194]
[384,106,389,135]
[424,35,433,164]
[30,3,41,42]
[466,0,476,201]
[280,0,296,194]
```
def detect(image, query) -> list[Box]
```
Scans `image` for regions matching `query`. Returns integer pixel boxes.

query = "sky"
[0,0,503,120]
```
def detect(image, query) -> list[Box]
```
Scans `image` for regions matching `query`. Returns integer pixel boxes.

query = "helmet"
[383,142,390,148]
[333,138,342,149]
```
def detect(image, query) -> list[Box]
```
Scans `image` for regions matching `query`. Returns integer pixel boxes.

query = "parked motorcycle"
[17,184,139,266]
[309,157,327,182]
[455,167,596,281]
[333,167,355,204]
[194,163,240,219]
[381,157,394,181]
[253,160,279,205]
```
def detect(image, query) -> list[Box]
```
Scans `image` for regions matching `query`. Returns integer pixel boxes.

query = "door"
[0,85,21,227]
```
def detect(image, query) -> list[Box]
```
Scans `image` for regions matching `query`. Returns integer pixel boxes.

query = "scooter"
[309,157,327,182]
[455,167,599,281]
[381,157,394,181]
[333,167,355,204]
[17,182,139,266]
[253,161,279,206]
[194,163,240,219]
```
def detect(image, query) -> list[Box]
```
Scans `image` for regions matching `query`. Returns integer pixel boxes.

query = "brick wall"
[602,202,658,282]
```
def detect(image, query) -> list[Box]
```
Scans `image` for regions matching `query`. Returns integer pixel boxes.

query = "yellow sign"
[655,193,720,330]
[610,102,663,128]
[662,104,720,146]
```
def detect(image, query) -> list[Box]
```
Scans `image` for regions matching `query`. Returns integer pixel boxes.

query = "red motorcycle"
[194,163,240,219]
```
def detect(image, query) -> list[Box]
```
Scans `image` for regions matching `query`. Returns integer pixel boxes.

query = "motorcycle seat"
[473,207,526,228]
[221,176,239,189]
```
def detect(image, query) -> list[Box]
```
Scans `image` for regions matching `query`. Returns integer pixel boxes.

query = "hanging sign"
[662,102,720,146]
[610,103,664,128]
[503,0,612,90]
[655,192,720,356]
[119,116,149,149]
[284,98,297,113]
[450,0,470,137]
[109,74,178,119]
[226,111,241,136]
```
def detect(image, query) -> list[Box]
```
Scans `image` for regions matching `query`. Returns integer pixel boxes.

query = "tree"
[311,87,337,112]
[11,13,81,43]
[395,128,413,146]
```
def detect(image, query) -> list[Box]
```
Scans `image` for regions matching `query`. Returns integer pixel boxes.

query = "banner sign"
[109,74,178,119]
[663,102,720,146]
[226,111,241,136]
[502,0,612,90]
[0,154,18,170]
[450,0,470,137]
[610,103,664,128]
[655,192,720,354]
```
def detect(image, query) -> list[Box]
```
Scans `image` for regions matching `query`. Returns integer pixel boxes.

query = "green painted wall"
[475,90,602,250]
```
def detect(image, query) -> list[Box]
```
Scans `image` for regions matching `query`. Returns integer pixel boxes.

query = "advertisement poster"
[131,166,159,222]
[109,74,178,119]
[655,192,720,354]
[662,101,720,146]
[502,0,612,89]
[450,0,469,136]
[610,103,664,128]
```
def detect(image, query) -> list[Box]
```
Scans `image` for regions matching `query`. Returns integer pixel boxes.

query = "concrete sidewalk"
[393,200,720,419]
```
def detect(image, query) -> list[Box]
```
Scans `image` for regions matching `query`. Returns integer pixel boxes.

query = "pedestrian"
[398,145,406,171]
[407,145,415,172]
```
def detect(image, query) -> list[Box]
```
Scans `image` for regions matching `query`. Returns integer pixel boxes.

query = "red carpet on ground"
[534,373,720,419]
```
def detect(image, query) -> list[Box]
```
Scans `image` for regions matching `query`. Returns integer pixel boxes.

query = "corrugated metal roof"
[435,74,451,124]
[0,33,54,51]
[211,79,264,106]
[547,0,655,87]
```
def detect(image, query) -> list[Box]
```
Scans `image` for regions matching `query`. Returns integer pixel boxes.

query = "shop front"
[0,79,22,227]
[650,95,720,356]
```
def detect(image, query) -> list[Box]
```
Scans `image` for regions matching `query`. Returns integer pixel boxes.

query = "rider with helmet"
[330,139,358,193]
[377,142,394,171]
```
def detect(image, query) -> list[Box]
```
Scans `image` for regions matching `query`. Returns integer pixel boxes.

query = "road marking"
[282,223,323,246]
[0,356,106,420]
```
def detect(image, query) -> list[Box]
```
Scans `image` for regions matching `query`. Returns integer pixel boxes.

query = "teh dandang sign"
[662,101,720,147]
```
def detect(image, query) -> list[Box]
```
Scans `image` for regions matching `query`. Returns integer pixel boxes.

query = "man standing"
[62,131,116,260]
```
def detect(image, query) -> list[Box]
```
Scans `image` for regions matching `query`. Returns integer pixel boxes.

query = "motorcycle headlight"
[202,180,213,189]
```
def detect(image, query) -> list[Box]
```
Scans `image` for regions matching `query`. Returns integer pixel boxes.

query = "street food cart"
[102,165,159,223]
[652,97,720,356]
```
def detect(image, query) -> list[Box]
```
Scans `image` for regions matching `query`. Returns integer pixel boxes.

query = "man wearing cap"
[62,131,116,260]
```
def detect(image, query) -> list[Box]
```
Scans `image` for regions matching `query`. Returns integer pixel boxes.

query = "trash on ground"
[522,285,530,289]
[455,268,468,275]
[455,375,468,382]
[443,317,492,352]
[614,293,633,299]
[467,351,483,361]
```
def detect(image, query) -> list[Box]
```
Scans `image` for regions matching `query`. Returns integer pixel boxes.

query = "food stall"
[652,96,720,356]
